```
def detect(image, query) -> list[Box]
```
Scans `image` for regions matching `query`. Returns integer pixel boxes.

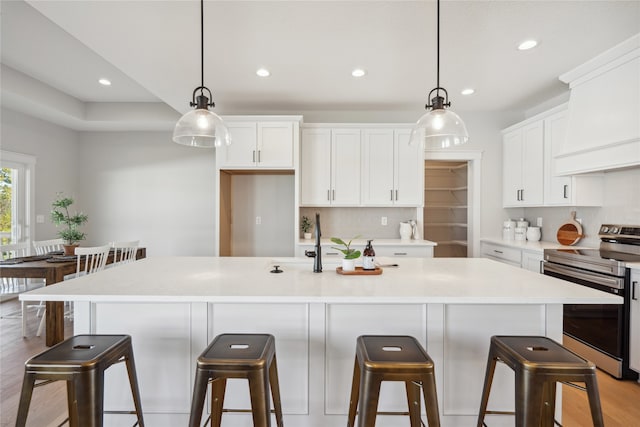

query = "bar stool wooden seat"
[16,334,145,427]
[188,333,284,427]
[477,335,604,427]
[347,335,441,427]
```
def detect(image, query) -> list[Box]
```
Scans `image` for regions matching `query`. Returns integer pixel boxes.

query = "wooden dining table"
[0,247,146,346]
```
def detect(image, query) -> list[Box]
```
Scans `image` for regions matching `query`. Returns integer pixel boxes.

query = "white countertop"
[481,237,594,253]
[297,238,437,246]
[20,256,621,305]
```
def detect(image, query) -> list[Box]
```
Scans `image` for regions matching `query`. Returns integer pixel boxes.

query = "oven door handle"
[543,262,625,290]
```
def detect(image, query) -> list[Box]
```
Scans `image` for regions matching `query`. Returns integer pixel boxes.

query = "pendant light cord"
[200,0,204,95]
[436,0,440,96]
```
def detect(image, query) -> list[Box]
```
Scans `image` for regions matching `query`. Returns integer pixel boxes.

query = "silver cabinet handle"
[332,189,335,200]
[633,281,638,301]
[258,150,261,163]
[252,150,256,162]
[395,190,398,201]
[327,190,331,201]
[390,190,393,201]
[563,184,568,199]
[393,252,408,256]
[494,250,504,254]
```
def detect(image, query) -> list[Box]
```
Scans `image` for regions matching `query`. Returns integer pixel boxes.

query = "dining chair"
[24,239,65,337]
[75,245,111,277]
[32,238,64,255]
[1,242,29,293]
[110,240,139,266]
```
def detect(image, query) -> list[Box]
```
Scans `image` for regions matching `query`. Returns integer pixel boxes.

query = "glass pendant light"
[411,0,468,149]
[173,0,230,148]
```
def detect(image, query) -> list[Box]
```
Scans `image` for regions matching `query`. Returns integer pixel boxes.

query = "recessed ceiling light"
[461,88,475,96]
[518,40,538,51]
[98,78,111,86]
[351,68,366,78]
[256,68,270,77]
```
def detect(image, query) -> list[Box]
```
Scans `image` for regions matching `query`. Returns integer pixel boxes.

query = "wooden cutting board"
[557,211,583,245]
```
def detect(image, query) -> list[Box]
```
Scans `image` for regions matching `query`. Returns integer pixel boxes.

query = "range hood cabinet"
[556,33,639,175]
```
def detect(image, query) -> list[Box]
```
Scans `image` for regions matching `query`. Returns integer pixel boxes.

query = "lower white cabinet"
[480,241,543,273]
[630,269,640,373]
[296,242,434,258]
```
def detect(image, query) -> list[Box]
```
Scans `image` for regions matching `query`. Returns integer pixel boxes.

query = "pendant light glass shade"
[172,0,229,148]
[412,107,469,149]
[411,0,468,149]
[173,108,230,148]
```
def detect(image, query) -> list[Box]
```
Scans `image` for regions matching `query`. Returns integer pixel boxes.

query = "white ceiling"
[1,0,639,129]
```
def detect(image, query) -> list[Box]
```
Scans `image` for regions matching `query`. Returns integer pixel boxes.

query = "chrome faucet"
[304,213,322,272]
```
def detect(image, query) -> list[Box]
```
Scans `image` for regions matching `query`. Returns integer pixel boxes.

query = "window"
[0,151,35,245]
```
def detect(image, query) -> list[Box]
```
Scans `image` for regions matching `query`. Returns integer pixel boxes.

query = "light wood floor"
[2,297,640,426]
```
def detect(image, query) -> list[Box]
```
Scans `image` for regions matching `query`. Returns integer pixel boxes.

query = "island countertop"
[20,256,621,305]
[19,256,621,426]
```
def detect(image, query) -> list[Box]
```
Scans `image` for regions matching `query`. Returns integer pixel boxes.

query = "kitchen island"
[20,256,620,427]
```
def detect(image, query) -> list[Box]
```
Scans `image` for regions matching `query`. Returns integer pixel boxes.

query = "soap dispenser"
[363,240,376,270]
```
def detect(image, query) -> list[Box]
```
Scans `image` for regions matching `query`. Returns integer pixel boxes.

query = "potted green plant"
[330,236,361,272]
[50,193,88,255]
[301,216,313,239]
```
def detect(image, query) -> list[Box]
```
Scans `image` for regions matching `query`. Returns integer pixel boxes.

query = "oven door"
[542,262,625,358]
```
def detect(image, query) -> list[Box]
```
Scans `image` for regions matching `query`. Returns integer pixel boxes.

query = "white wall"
[1,108,80,242]
[77,131,216,256]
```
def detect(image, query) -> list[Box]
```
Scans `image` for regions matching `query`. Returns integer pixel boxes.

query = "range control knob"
[611,226,619,234]
[601,226,609,233]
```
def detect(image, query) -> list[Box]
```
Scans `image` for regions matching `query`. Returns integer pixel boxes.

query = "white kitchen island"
[20,256,621,427]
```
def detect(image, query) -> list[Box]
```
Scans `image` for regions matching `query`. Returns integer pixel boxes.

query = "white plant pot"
[303,232,312,240]
[342,258,356,272]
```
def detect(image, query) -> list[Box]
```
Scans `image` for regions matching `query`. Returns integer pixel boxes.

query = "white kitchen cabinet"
[521,250,543,273]
[300,127,361,206]
[481,241,522,268]
[361,128,423,206]
[630,269,640,374]
[543,109,603,206]
[503,121,544,207]
[217,120,297,169]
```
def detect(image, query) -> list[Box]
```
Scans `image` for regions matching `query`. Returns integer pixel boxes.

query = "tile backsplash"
[516,167,640,247]
[299,207,418,240]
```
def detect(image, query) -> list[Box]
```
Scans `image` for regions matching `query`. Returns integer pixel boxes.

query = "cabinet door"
[630,270,640,373]
[361,129,394,205]
[218,122,257,167]
[521,122,544,206]
[521,251,543,273]
[257,122,294,168]
[394,129,423,206]
[331,129,361,206]
[503,129,523,207]
[300,128,331,205]
[544,111,573,205]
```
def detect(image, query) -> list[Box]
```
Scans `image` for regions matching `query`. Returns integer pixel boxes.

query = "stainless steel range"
[543,224,640,379]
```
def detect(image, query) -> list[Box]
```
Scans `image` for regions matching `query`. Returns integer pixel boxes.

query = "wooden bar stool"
[16,334,145,427]
[477,335,604,427]
[347,335,441,427]
[188,333,284,427]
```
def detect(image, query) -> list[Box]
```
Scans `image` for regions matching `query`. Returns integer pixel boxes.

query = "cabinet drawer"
[481,242,522,264]
[375,246,433,258]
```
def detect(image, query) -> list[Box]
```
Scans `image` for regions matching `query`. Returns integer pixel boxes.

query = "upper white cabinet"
[216,118,300,169]
[630,268,640,374]
[502,105,603,208]
[300,127,361,206]
[543,109,603,206]
[361,128,423,206]
[503,121,544,207]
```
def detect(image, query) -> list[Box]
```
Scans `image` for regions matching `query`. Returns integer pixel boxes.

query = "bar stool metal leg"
[405,381,422,426]
[347,356,360,427]
[268,354,284,427]
[248,369,271,427]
